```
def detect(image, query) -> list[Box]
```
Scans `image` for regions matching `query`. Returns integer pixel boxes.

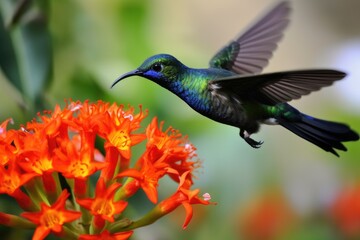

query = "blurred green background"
[1,0,360,239]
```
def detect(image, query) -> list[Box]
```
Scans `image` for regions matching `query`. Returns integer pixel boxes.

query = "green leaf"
[13,15,52,103]
[0,13,22,91]
[0,0,52,112]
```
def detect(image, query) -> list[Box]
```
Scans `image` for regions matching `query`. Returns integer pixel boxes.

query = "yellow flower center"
[31,157,53,174]
[42,210,61,229]
[93,200,114,216]
[70,161,90,178]
[1,175,19,194]
[0,155,10,166]
[145,175,157,187]
[109,130,130,151]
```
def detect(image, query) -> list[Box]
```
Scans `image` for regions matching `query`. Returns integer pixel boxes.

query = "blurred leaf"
[14,15,52,103]
[68,68,111,102]
[6,0,31,28]
[0,13,22,92]
[0,0,52,112]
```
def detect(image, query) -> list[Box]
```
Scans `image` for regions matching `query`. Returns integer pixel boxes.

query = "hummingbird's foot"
[245,137,264,148]
[240,129,264,148]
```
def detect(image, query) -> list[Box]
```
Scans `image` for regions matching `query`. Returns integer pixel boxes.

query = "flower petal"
[181,202,193,229]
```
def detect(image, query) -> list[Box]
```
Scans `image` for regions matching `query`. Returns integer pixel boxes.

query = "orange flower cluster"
[331,183,360,238]
[0,100,212,240]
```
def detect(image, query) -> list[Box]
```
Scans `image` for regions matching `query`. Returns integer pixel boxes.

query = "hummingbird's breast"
[207,87,248,126]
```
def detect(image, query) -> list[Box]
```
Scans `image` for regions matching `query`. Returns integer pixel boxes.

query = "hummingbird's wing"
[209,1,290,74]
[210,70,346,105]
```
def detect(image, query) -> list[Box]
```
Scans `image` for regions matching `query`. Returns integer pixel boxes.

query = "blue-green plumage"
[112,1,359,156]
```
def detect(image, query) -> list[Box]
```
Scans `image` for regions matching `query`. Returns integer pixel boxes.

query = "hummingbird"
[112,1,359,156]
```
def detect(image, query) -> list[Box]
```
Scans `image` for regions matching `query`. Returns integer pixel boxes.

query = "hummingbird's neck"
[167,68,203,93]
[166,68,227,112]
[167,67,233,96]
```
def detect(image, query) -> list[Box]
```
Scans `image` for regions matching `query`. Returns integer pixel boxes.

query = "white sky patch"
[332,41,360,110]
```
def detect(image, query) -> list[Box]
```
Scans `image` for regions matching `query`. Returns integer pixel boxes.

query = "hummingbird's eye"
[152,63,163,72]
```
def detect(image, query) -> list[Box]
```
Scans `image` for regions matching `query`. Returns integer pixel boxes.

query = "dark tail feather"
[278,114,359,156]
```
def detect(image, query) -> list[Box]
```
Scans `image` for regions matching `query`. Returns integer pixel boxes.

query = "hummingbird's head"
[111,54,186,88]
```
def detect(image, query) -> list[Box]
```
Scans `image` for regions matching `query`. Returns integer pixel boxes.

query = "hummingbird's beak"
[111,69,143,88]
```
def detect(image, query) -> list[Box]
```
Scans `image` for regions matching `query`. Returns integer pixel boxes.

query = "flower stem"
[62,225,80,240]
[23,177,48,207]
[110,207,161,232]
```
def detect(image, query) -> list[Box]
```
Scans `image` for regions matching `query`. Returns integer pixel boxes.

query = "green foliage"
[0,0,52,115]
[67,68,110,102]
[117,0,152,63]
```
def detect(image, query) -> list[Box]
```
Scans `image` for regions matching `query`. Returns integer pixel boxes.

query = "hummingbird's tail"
[278,114,359,156]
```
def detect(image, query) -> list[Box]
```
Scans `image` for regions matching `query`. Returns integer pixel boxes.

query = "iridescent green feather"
[209,41,239,70]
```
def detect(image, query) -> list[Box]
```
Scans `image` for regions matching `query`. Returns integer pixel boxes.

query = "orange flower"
[21,190,81,240]
[79,230,133,240]
[76,178,128,229]
[53,132,107,179]
[145,117,188,161]
[144,118,199,181]
[0,160,37,196]
[116,118,199,204]
[157,171,212,229]
[238,192,295,240]
[0,143,13,166]
[76,101,147,160]
[331,183,360,238]
[0,118,13,138]
[17,132,54,175]
[116,157,169,203]
[53,132,108,198]
[26,104,73,138]
[106,120,146,159]
[73,101,147,181]
[0,100,211,237]
[0,119,16,165]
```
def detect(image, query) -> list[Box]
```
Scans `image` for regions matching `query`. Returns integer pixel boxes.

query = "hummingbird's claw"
[245,137,264,149]
[239,129,264,148]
